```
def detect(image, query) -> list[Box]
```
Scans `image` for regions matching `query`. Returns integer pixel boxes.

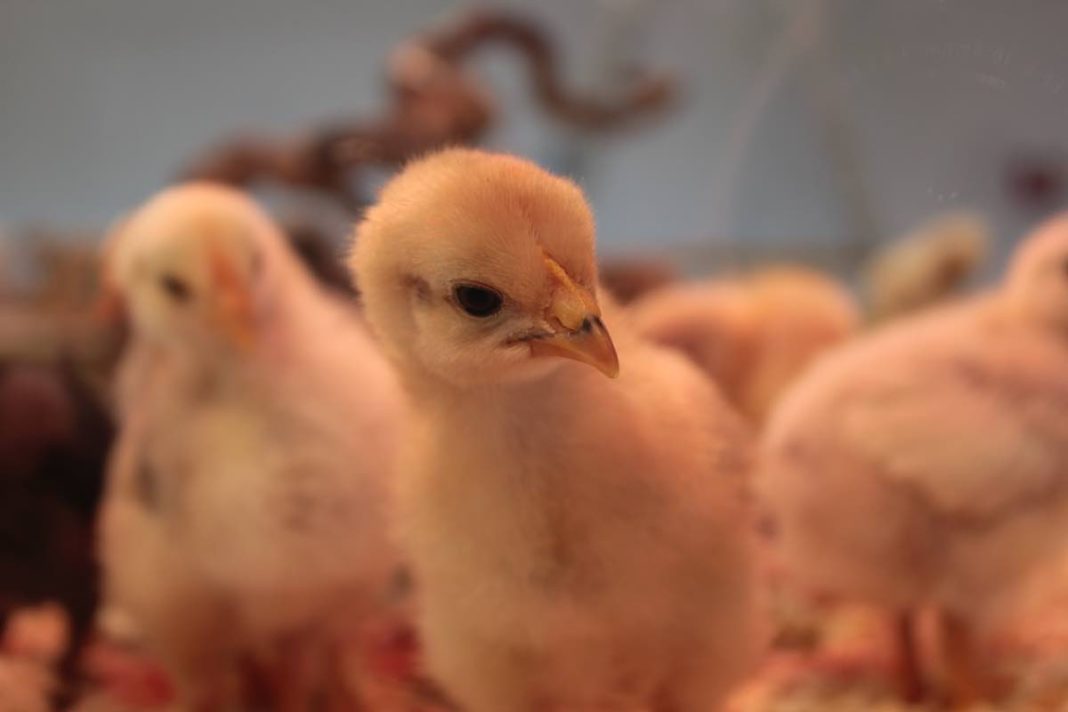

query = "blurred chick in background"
[352,149,760,712]
[97,184,405,710]
[98,399,230,709]
[759,214,1068,706]
[864,211,990,322]
[630,266,860,425]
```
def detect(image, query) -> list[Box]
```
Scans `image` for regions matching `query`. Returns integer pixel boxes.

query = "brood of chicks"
[72,149,1068,712]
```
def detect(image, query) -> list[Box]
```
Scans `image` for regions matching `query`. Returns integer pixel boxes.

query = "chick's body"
[354,149,758,712]
[408,337,755,710]
[99,394,232,700]
[630,267,859,425]
[761,216,1068,702]
[98,185,404,705]
[764,301,1068,615]
[153,296,398,632]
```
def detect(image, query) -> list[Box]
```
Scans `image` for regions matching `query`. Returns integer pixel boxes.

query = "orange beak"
[528,255,620,378]
[207,244,256,350]
[528,314,619,378]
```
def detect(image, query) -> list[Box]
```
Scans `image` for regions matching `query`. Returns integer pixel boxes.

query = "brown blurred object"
[0,360,114,704]
[863,211,990,322]
[0,238,119,706]
[284,222,358,297]
[6,244,127,402]
[181,8,675,212]
[0,237,11,302]
[0,230,122,379]
[23,235,104,311]
[630,266,860,425]
[1005,150,1066,213]
[599,256,680,304]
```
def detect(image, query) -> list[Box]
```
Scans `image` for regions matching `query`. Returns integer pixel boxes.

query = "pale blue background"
[1,0,1066,256]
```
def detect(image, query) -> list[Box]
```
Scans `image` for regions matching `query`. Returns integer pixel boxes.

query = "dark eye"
[159,274,192,303]
[453,283,503,317]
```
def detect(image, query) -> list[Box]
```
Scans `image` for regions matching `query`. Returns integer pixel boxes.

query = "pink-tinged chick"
[760,214,1068,706]
[631,266,860,425]
[98,184,406,710]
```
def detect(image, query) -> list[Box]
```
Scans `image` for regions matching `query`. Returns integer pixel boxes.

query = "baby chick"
[351,149,759,712]
[98,400,233,709]
[864,211,990,322]
[98,184,405,709]
[630,266,860,425]
[760,215,1068,705]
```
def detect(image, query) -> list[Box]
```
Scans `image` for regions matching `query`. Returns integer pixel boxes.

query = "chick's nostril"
[577,316,608,335]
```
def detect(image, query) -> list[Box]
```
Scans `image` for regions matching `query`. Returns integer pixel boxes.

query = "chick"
[864,211,990,322]
[97,400,233,709]
[351,149,759,712]
[760,215,1068,705]
[630,266,860,425]
[98,184,405,709]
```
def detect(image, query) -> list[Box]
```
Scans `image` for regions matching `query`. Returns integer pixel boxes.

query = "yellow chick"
[351,149,760,712]
[630,266,860,425]
[98,184,405,709]
[864,211,990,322]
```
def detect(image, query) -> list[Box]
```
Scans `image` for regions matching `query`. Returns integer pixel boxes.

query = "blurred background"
[2,0,1066,268]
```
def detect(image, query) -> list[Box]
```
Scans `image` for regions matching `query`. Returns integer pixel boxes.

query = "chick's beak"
[529,313,619,378]
[528,259,619,377]
[208,245,256,350]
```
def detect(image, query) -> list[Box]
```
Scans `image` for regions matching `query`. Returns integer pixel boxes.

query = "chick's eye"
[159,274,192,302]
[453,284,503,317]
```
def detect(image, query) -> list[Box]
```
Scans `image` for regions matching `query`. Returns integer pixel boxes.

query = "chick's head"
[104,183,280,354]
[352,149,618,387]
[1004,213,1068,332]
